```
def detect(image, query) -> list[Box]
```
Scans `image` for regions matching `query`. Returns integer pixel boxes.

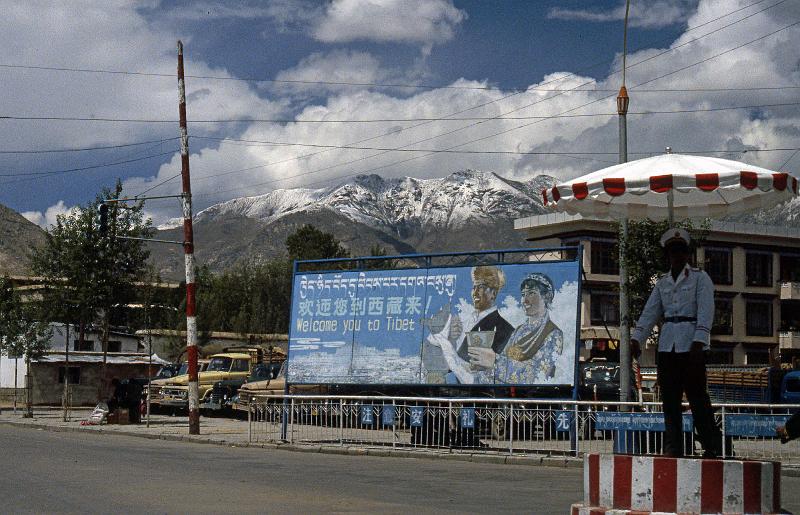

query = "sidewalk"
[0,408,255,446]
[2,408,797,476]
[0,408,578,468]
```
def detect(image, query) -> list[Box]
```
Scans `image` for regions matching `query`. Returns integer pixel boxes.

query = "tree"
[168,225,348,353]
[29,180,154,400]
[285,224,349,261]
[0,277,51,417]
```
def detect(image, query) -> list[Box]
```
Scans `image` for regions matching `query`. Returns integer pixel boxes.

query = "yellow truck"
[149,350,259,410]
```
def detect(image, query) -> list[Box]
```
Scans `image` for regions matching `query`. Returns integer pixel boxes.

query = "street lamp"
[618,0,632,405]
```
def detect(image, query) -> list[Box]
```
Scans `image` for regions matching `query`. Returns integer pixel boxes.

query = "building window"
[591,241,619,275]
[107,340,122,353]
[746,300,773,336]
[780,254,800,282]
[58,366,81,384]
[781,300,800,332]
[746,251,773,287]
[704,248,732,285]
[711,296,733,335]
[707,345,734,365]
[590,291,620,325]
[744,348,770,365]
[73,339,94,352]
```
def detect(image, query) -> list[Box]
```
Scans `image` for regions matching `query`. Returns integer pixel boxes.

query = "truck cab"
[781,371,800,404]
[151,352,255,409]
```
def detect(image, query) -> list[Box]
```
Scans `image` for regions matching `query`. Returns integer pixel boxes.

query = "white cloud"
[259,0,466,49]
[0,1,286,155]
[127,0,800,224]
[7,0,800,231]
[548,0,697,29]
[22,201,78,228]
[271,50,395,97]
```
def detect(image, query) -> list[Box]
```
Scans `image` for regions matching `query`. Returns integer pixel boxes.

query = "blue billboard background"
[288,259,580,386]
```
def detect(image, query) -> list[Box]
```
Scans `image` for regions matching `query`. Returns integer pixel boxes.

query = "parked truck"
[204,348,286,414]
[148,347,265,411]
[706,366,800,404]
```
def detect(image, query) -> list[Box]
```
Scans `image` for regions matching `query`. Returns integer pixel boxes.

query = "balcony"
[780,331,800,350]
[780,282,800,300]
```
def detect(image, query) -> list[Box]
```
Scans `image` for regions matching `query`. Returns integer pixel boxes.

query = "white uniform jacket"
[631,264,715,353]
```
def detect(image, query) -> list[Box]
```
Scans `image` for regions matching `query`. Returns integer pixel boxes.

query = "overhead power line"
[5,101,800,125]
[0,150,176,180]
[194,136,800,156]
[0,137,179,155]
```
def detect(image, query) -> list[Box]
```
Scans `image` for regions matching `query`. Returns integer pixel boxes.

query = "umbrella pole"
[668,188,675,227]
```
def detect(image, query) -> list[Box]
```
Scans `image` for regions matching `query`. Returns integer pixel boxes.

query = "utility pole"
[177,40,200,435]
[617,0,632,405]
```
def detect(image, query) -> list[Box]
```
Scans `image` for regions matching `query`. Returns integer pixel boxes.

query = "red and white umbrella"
[542,153,799,220]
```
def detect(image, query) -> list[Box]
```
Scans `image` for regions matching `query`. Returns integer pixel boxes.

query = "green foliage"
[617,219,710,324]
[28,180,155,328]
[286,224,349,261]
[168,225,348,347]
[0,276,51,361]
[191,259,293,338]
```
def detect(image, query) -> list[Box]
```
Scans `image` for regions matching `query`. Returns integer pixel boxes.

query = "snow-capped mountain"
[193,170,552,236]
[148,168,800,278]
[150,170,556,277]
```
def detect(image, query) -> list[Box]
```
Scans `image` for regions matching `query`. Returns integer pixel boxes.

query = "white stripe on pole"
[722,460,744,513]
[583,454,590,505]
[677,458,702,514]
[761,461,774,514]
[630,455,653,511]
[186,316,197,348]
[598,454,614,508]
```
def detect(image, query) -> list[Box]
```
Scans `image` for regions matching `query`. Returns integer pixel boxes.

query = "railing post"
[574,403,580,457]
[392,398,397,449]
[340,398,344,446]
[289,398,295,444]
[248,404,252,443]
[508,403,514,455]
[448,400,453,453]
[720,405,726,459]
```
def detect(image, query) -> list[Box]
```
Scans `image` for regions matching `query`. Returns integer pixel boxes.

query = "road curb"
[2,418,797,476]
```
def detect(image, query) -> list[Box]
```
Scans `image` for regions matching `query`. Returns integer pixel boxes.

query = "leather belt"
[664,316,697,323]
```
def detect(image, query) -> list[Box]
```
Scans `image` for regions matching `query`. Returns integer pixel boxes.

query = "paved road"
[0,425,583,514]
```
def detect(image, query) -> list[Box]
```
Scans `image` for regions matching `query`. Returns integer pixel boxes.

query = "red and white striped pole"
[177,40,199,435]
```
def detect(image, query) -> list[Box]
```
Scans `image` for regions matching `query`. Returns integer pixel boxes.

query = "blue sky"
[3,0,798,226]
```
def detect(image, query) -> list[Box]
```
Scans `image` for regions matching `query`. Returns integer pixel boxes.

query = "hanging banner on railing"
[287,257,580,386]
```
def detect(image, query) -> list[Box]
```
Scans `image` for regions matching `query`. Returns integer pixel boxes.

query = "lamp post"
[618,0,632,405]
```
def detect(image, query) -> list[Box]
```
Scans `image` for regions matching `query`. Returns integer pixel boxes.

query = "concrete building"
[0,324,163,406]
[515,213,800,367]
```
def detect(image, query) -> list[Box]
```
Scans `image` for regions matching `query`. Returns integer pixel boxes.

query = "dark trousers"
[658,349,722,457]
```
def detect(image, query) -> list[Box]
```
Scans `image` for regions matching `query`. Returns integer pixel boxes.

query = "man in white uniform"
[631,228,723,458]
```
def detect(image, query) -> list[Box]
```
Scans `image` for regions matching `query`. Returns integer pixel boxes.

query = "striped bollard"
[570,453,781,514]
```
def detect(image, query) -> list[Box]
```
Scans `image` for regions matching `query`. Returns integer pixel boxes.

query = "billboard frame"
[287,246,583,398]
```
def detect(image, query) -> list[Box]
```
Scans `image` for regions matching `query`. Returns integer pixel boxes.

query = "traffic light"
[97,203,109,235]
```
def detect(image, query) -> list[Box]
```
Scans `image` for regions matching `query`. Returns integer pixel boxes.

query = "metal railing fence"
[248,395,800,463]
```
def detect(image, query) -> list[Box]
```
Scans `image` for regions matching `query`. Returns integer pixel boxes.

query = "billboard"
[288,257,580,387]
